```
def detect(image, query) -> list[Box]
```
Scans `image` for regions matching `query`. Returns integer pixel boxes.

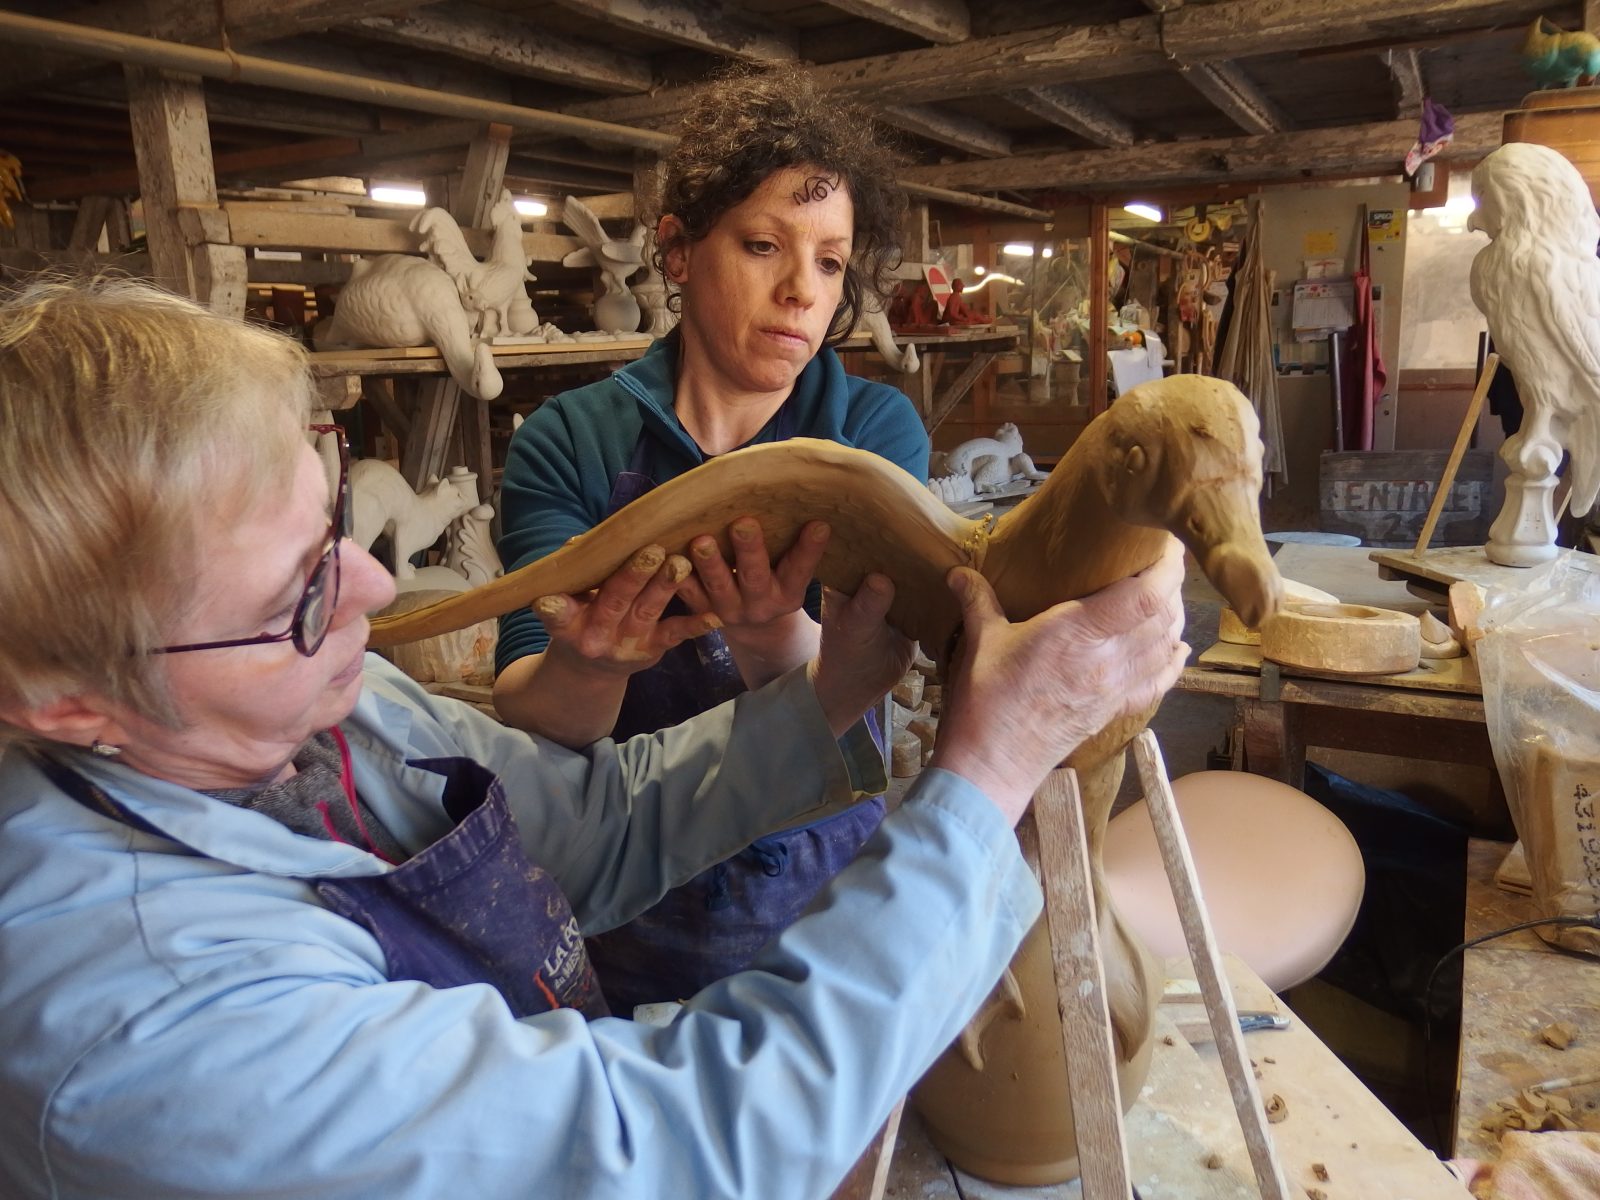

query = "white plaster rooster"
[411,189,539,340]
[1469,142,1600,562]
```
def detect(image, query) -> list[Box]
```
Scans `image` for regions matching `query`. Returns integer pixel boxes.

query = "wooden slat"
[1029,770,1134,1199]
[351,3,651,94]
[565,0,1552,122]
[1177,59,1293,134]
[1006,85,1137,148]
[900,110,1503,191]
[217,203,583,263]
[1131,732,1292,1200]
[880,104,1012,157]
[1385,47,1426,119]
[125,67,209,298]
[823,0,969,44]
[925,351,999,433]
[550,0,796,62]
[0,0,430,93]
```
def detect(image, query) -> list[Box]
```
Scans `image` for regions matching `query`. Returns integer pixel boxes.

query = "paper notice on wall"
[1367,208,1403,244]
[1290,278,1355,343]
[1303,229,1338,256]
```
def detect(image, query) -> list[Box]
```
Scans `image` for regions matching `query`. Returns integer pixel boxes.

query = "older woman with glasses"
[0,276,1187,1200]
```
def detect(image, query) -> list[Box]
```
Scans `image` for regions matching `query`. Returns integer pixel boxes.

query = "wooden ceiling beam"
[898,109,1503,192]
[822,0,970,45]
[549,0,796,62]
[566,0,1552,124]
[0,0,425,94]
[880,104,1012,157]
[1005,85,1136,148]
[1175,59,1292,134]
[1383,47,1426,119]
[351,4,651,95]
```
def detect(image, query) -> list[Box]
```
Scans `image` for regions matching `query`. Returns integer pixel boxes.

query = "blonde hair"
[0,276,311,743]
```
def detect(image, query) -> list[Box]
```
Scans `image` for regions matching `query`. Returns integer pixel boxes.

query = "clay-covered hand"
[678,516,831,689]
[807,572,918,737]
[533,544,722,679]
[929,537,1190,825]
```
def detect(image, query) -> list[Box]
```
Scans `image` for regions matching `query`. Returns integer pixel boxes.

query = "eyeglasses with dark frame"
[153,424,351,658]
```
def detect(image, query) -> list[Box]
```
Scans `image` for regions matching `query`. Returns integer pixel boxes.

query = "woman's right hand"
[534,544,723,678]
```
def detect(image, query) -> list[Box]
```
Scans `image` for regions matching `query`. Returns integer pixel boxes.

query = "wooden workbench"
[1454,839,1600,1161]
[886,955,1469,1199]
[1176,641,1490,789]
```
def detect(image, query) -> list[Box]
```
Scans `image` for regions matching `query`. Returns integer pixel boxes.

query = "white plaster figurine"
[350,460,481,582]
[1468,142,1600,566]
[852,289,920,374]
[311,189,537,402]
[412,189,539,341]
[561,195,646,335]
[926,423,1049,505]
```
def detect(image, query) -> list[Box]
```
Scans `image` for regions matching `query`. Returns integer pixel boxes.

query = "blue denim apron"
[582,411,886,1014]
[36,745,608,1020]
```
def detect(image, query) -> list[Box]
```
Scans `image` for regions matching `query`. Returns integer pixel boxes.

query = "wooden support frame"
[399,122,511,497]
[124,65,245,315]
[1089,201,1110,417]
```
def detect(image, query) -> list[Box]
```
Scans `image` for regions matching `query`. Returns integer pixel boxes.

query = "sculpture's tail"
[423,309,503,401]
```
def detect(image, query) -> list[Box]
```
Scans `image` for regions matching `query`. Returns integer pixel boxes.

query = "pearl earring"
[89,739,122,758]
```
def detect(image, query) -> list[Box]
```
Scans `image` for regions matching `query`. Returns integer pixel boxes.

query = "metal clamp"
[1258,660,1281,703]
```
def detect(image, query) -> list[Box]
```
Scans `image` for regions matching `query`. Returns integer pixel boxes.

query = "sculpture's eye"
[1190,424,1215,441]
[1124,445,1148,473]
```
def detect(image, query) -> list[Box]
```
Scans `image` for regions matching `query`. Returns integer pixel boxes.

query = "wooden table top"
[1454,838,1600,1160]
[887,955,1468,1198]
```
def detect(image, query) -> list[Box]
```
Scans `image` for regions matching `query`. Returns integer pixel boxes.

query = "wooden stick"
[1131,732,1292,1200]
[1030,768,1133,1199]
[1412,352,1499,558]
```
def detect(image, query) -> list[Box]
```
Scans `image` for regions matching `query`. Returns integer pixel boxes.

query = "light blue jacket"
[0,656,1040,1200]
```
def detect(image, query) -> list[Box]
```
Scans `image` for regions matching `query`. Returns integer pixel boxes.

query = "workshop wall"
[1258,181,1411,528]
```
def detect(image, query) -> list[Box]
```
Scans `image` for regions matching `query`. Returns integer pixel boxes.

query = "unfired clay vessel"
[367,374,1283,1184]
[1469,143,1600,567]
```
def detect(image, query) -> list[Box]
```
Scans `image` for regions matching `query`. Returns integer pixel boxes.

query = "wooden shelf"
[308,336,655,378]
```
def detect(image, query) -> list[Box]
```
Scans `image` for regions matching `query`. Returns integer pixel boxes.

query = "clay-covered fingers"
[680,517,830,629]
[808,573,918,737]
[534,545,719,675]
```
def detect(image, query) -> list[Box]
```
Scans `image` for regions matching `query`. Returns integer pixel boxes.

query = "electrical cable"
[1421,913,1600,1151]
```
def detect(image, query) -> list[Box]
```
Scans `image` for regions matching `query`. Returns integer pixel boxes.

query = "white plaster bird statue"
[561,195,646,334]
[1468,141,1600,564]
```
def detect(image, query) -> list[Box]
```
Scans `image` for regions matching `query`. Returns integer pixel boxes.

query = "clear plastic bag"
[1478,553,1600,957]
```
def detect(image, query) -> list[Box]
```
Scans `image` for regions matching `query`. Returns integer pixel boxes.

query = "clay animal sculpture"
[350,460,480,582]
[561,195,646,334]
[411,189,539,340]
[1468,142,1600,566]
[1522,17,1600,89]
[312,256,503,401]
[368,373,1282,1185]
[932,423,1049,498]
[852,288,920,373]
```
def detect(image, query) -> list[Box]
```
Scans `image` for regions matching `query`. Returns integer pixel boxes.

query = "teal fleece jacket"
[496,333,930,672]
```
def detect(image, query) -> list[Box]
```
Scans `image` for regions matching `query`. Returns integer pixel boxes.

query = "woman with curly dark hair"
[494,66,929,1015]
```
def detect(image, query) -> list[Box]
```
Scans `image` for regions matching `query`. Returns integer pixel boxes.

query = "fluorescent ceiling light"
[1001,243,1035,256]
[972,264,986,275]
[1123,202,1163,222]
[370,184,426,206]
[1041,246,1053,258]
[513,197,549,218]
[965,272,1022,292]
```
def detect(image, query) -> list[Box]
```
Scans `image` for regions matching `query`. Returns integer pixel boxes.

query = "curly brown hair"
[650,64,906,347]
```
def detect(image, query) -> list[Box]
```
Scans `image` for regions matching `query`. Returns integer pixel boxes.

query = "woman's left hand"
[676,517,831,688]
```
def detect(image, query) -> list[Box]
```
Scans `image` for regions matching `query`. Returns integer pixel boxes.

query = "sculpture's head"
[1469,143,1600,253]
[1098,376,1283,627]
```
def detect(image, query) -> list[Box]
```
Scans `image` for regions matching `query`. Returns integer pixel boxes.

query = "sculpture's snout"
[1202,542,1283,629]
